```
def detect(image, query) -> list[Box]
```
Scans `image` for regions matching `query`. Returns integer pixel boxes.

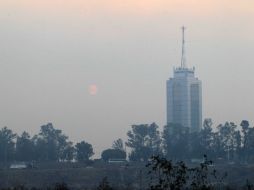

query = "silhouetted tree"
[57,135,74,162]
[32,134,48,161]
[32,123,73,162]
[101,149,126,162]
[234,130,242,162]
[147,155,226,190]
[241,120,249,162]
[126,123,161,162]
[0,127,16,164]
[16,131,35,161]
[147,155,188,189]
[163,123,190,160]
[245,127,254,163]
[217,122,238,162]
[97,177,113,190]
[192,118,216,159]
[189,131,203,159]
[112,138,124,151]
[75,141,94,162]
[61,144,75,162]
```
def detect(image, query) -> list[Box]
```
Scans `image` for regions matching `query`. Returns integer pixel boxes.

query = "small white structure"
[191,158,204,164]
[108,159,127,164]
[10,163,28,169]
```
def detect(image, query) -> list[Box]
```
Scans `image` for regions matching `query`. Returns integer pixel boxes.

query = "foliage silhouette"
[97,177,114,190]
[146,155,227,190]
[101,149,126,162]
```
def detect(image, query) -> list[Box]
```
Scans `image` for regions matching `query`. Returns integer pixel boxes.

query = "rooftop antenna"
[181,26,186,68]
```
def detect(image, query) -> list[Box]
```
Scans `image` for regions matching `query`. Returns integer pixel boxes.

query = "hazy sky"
[0,0,254,156]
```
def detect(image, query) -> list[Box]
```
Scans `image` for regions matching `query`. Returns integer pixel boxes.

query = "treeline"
[1,119,254,164]
[0,123,93,163]
[126,119,254,163]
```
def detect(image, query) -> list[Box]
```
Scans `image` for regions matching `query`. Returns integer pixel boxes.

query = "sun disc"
[89,84,98,95]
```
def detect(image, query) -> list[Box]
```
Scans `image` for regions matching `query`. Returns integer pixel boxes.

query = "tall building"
[166,27,202,131]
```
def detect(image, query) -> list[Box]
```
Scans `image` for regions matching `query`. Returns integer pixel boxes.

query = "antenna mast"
[181,26,186,68]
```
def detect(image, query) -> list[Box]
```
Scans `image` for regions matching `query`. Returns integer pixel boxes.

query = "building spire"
[181,26,186,68]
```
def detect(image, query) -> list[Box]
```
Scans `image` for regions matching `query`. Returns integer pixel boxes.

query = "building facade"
[166,27,202,131]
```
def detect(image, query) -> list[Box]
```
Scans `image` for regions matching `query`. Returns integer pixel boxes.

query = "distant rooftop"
[173,67,195,78]
[174,67,195,72]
